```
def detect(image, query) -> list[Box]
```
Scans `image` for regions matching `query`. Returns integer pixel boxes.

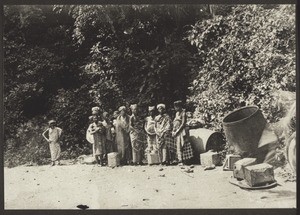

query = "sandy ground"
[4,161,296,209]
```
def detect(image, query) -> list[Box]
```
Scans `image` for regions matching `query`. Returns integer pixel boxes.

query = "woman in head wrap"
[115,106,132,165]
[91,106,101,121]
[42,120,63,166]
[154,104,173,165]
[129,104,145,165]
[172,100,193,165]
[88,116,107,166]
[144,106,157,152]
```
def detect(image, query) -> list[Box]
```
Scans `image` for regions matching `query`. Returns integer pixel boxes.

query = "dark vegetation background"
[3,4,296,167]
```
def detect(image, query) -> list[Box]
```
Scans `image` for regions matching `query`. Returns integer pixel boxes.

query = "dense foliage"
[61,5,212,111]
[187,5,296,130]
[4,4,296,166]
[4,5,93,165]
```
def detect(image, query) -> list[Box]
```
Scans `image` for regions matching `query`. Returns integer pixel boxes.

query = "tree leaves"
[187,5,295,129]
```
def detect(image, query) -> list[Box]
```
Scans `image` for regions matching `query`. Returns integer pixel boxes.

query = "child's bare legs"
[95,155,102,166]
[101,154,107,166]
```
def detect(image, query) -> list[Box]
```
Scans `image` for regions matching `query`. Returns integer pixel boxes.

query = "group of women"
[86,100,194,166]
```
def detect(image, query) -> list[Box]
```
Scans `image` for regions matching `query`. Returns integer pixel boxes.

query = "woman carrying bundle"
[88,116,107,166]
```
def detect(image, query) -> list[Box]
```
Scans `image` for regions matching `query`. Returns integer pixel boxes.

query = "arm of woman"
[175,111,186,136]
[154,118,160,136]
[162,116,172,138]
[89,125,100,134]
[42,129,50,142]
[144,120,149,134]
[129,115,135,132]
[125,116,131,133]
[88,124,94,134]
[58,127,63,137]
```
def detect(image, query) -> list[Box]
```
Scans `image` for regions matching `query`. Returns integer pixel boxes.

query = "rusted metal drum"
[222,106,267,157]
[189,128,225,163]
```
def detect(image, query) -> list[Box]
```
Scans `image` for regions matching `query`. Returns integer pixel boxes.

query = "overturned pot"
[222,106,266,157]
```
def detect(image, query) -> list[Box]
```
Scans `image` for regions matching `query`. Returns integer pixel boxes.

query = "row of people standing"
[86,100,193,166]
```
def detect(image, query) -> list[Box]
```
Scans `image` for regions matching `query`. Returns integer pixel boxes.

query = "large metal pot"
[222,106,267,157]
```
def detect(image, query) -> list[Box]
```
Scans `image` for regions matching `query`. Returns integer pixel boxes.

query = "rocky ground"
[4,160,296,209]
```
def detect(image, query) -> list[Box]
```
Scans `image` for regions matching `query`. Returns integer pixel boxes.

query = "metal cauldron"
[222,106,267,157]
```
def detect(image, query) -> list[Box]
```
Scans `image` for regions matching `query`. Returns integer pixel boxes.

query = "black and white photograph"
[3,3,297,210]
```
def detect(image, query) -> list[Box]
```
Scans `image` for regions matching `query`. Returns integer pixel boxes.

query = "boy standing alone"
[42,120,63,166]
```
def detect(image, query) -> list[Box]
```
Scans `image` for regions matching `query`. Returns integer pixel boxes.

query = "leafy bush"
[4,117,50,167]
[48,86,94,149]
[4,113,92,168]
[66,5,207,109]
[187,5,296,131]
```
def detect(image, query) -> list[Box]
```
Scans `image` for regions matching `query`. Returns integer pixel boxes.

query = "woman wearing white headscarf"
[115,106,132,165]
[172,100,193,165]
[129,104,145,165]
[88,116,107,166]
[154,104,173,165]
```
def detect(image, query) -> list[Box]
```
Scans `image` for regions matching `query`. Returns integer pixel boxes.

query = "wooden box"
[223,154,242,170]
[107,152,120,167]
[200,151,220,167]
[244,163,275,187]
[233,158,257,179]
[147,150,160,165]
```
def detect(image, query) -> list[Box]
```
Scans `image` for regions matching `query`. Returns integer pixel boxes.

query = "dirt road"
[4,162,296,209]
